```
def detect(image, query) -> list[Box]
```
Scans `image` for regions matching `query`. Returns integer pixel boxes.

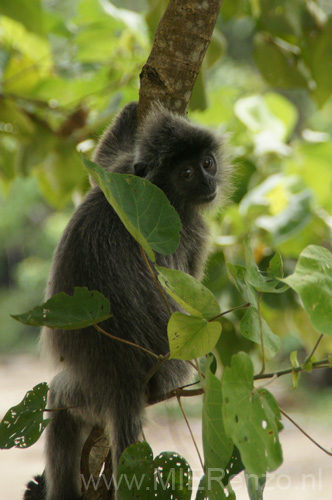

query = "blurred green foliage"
[0,0,331,359]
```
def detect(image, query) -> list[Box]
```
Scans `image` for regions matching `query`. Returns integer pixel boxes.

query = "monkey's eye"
[181,168,194,179]
[202,157,214,170]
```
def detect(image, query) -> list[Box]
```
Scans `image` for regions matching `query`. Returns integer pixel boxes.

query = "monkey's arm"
[93,102,138,171]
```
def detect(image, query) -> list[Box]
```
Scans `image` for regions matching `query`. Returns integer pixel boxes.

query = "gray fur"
[34,102,227,500]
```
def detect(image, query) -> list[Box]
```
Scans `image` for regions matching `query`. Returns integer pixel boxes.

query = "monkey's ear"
[134,162,147,177]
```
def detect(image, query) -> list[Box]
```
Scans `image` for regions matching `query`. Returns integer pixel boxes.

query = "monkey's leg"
[110,391,145,469]
[45,372,90,500]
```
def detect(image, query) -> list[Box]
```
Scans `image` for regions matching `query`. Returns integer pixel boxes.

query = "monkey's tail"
[23,473,45,500]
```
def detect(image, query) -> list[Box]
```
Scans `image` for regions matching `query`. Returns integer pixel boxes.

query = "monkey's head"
[133,105,228,211]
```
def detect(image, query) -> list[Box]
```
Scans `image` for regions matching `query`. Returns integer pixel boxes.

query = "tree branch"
[138,0,223,119]
[254,358,332,380]
[147,386,204,405]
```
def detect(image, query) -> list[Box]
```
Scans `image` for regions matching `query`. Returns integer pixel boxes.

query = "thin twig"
[257,292,266,376]
[208,302,251,323]
[195,359,205,390]
[304,333,324,365]
[139,245,172,316]
[254,358,331,380]
[94,324,160,359]
[148,387,204,406]
[280,408,332,457]
[144,353,170,386]
[177,395,205,471]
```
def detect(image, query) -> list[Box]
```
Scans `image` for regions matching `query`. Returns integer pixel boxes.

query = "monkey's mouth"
[196,190,217,204]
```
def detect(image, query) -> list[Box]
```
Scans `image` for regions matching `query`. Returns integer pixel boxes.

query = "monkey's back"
[40,186,202,393]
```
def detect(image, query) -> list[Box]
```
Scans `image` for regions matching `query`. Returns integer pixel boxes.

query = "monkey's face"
[177,154,218,204]
[134,108,223,208]
[144,152,219,208]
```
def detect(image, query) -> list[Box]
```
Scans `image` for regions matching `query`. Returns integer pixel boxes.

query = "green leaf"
[240,307,281,358]
[33,139,89,209]
[227,263,257,306]
[259,0,305,38]
[190,70,208,112]
[82,157,181,262]
[0,100,35,138]
[290,351,299,369]
[11,287,111,329]
[235,95,288,139]
[264,92,298,140]
[168,313,221,360]
[117,441,154,499]
[240,174,313,246]
[156,266,220,319]
[222,446,244,486]
[0,0,44,35]
[302,360,312,373]
[117,442,192,500]
[75,23,122,63]
[282,245,332,335]
[302,17,332,107]
[145,0,169,35]
[234,93,292,156]
[203,356,234,478]
[245,471,266,500]
[222,353,283,476]
[266,252,284,279]
[254,33,307,90]
[153,452,192,500]
[205,29,226,69]
[244,239,288,294]
[0,383,49,449]
[289,142,332,211]
[196,474,227,500]
[290,351,300,389]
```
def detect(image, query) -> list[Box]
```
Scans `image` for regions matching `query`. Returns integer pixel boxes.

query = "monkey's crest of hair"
[135,103,222,164]
[134,102,232,209]
[92,101,233,211]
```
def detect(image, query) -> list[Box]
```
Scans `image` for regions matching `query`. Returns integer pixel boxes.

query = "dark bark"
[138,0,223,120]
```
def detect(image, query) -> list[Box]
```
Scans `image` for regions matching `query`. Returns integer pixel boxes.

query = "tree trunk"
[138,0,223,120]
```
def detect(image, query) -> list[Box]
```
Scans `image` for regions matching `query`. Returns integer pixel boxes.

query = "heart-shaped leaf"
[168,312,221,360]
[11,287,111,329]
[83,157,181,262]
[282,245,332,335]
[0,383,50,449]
[156,266,220,319]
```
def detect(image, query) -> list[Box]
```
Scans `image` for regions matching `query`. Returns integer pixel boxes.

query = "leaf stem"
[208,302,250,323]
[139,245,172,317]
[304,333,324,365]
[144,353,170,386]
[177,395,205,471]
[195,359,205,390]
[280,408,332,457]
[94,324,160,359]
